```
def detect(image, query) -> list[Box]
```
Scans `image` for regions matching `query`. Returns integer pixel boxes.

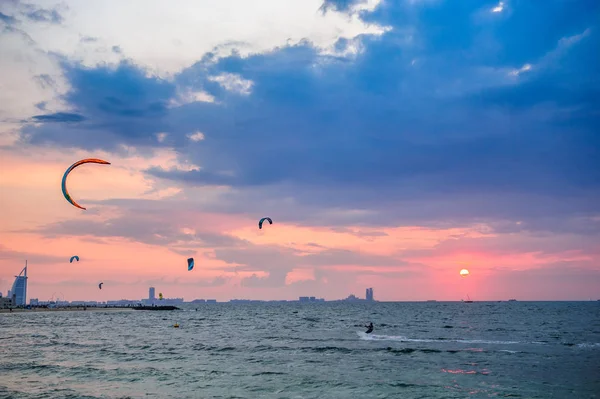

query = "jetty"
[132,305,180,311]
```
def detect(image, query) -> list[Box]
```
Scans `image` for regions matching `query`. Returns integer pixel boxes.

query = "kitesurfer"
[365,322,373,334]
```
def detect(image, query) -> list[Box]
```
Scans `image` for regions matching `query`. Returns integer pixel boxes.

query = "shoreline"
[0,307,135,314]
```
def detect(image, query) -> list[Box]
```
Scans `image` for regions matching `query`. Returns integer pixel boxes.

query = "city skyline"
[1,1,599,302]
[3,261,382,303]
[2,258,599,302]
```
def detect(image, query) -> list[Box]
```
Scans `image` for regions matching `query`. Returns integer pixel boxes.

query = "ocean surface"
[1,302,599,399]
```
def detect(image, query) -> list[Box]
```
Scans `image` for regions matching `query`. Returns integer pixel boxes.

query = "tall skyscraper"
[11,261,28,306]
[149,287,155,301]
[366,288,374,302]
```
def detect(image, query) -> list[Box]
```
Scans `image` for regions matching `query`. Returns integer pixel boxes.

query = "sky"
[0,0,598,302]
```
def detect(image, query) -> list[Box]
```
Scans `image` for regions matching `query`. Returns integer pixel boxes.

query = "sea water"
[1,301,599,398]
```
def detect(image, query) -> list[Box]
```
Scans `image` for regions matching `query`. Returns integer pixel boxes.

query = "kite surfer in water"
[365,322,374,334]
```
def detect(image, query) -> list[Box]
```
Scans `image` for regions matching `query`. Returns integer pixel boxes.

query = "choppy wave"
[358,331,526,345]
[1,301,599,398]
[356,332,598,349]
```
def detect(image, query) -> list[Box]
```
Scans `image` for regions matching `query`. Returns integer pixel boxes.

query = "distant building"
[149,287,155,301]
[299,296,325,302]
[0,297,13,308]
[160,297,184,305]
[206,299,217,303]
[10,262,28,306]
[366,288,374,302]
[30,298,39,306]
[71,301,100,306]
[107,299,138,306]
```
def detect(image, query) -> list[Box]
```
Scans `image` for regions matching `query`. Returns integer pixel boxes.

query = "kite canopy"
[98,282,103,289]
[69,255,79,263]
[187,258,194,271]
[62,158,111,210]
[159,293,163,300]
[258,217,273,229]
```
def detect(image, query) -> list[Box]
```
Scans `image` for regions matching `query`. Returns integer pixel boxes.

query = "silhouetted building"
[298,296,324,302]
[366,288,374,302]
[11,262,28,306]
[0,297,13,308]
[149,287,155,301]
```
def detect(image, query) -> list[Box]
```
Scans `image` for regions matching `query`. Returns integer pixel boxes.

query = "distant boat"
[508,299,517,302]
[463,295,473,303]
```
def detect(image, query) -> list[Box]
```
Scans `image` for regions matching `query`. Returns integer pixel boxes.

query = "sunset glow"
[1,0,598,302]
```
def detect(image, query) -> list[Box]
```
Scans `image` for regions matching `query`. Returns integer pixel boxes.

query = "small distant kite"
[459,269,470,278]
[187,258,194,271]
[258,217,273,229]
[69,255,80,263]
[159,293,163,300]
[62,158,111,210]
[98,282,103,289]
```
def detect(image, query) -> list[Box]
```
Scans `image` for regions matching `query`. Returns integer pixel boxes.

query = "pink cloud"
[1,146,599,302]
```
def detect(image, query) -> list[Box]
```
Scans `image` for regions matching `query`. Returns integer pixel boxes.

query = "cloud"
[21,61,177,150]
[398,231,600,262]
[329,227,388,239]
[9,1,600,233]
[24,8,63,24]
[0,244,65,264]
[485,261,600,300]
[132,275,229,288]
[30,112,85,123]
[80,35,98,43]
[320,0,371,13]
[0,12,17,25]
[0,1,65,25]
[4,1,599,301]
[26,203,412,289]
[27,210,250,251]
[217,241,413,289]
[241,271,288,288]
